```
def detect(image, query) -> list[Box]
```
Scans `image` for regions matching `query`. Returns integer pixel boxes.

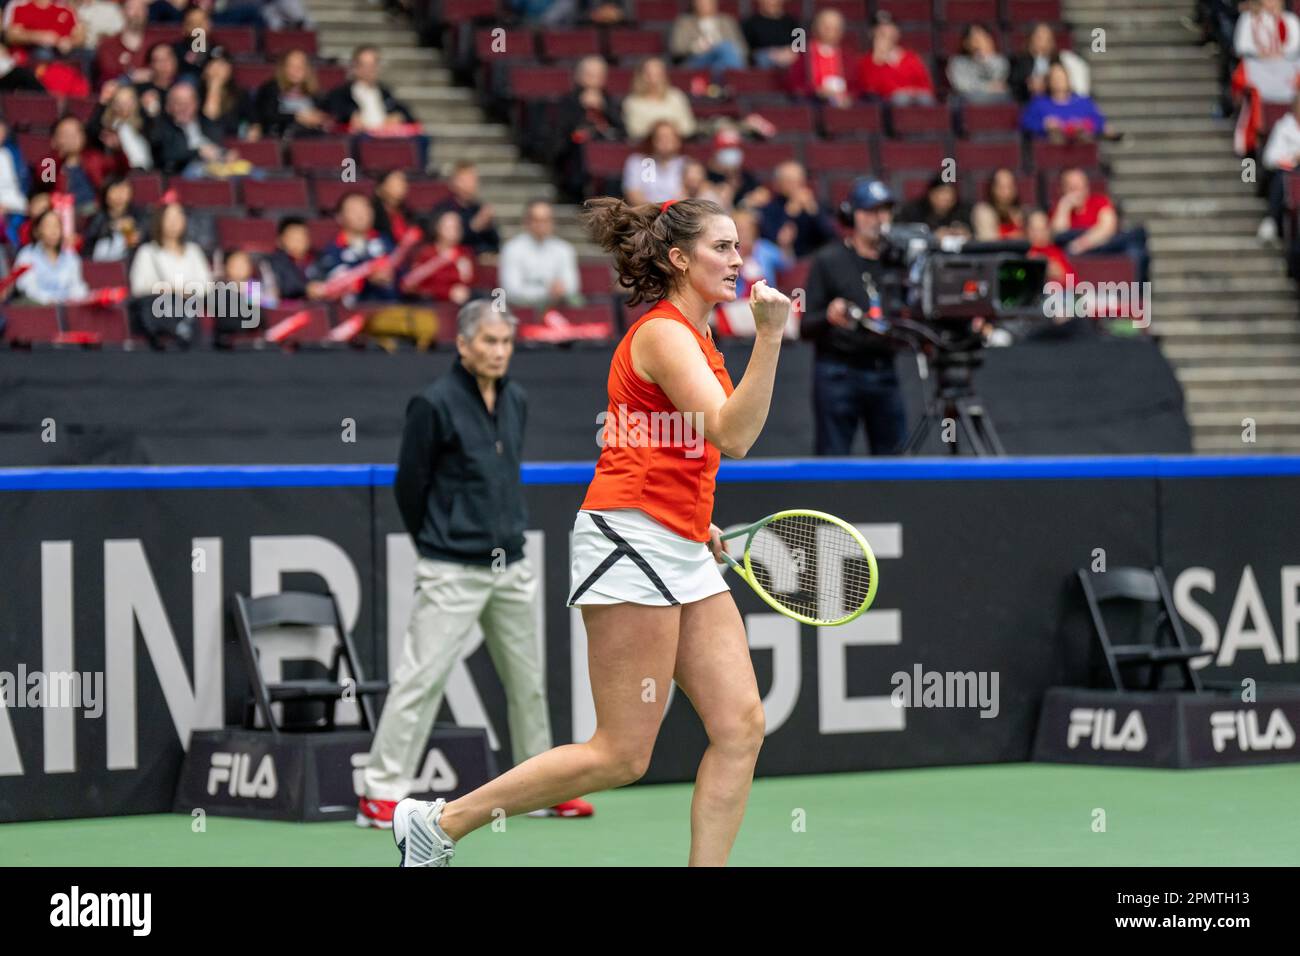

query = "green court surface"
[4,763,1298,866]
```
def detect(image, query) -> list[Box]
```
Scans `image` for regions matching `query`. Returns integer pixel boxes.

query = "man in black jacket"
[359,300,594,828]
[322,44,428,170]
[802,177,907,455]
[147,82,229,176]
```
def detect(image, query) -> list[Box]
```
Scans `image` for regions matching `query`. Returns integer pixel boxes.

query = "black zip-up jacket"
[394,359,528,566]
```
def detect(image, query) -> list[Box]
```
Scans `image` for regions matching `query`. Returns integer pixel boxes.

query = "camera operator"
[801,177,907,455]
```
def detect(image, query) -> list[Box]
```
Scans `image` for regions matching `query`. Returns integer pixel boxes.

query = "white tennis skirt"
[567,508,730,607]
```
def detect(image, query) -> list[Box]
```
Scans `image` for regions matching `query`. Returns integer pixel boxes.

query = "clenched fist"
[748,279,790,335]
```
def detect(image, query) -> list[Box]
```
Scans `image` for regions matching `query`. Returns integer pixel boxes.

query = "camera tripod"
[901,348,1005,456]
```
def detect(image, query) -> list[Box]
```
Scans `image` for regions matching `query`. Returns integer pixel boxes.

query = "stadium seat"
[242,177,311,212]
[889,102,952,138]
[747,103,816,137]
[821,103,885,139]
[218,216,278,253]
[635,0,679,23]
[959,101,1021,139]
[128,173,164,205]
[579,260,615,295]
[815,0,868,20]
[229,138,282,170]
[956,139,1022,173]
[606,29,664,61]
[1007,0,1063,22]
[944,0,998,21]
[508,65,573,100]
[879,140,949,175]
[176,179,238,209]
[81,260,127,290]
[405,178,451,209]
[317,65,347,89]
[290,138,351,172]
[210,28,258,56]
[540,28,601,61]
[234,63,276,90]
[806,140,874,173]
[1,93,59,129]
[877,0,928,21]
[313,177,375,214]
[357,138,421,174]
[1,304,60,345]
[475,27,535,61]
[308,217,340,250]
[724,69,786,97]
[15,130,47,160]
[64,304,130,344]
[143,25,182,47]
[61,96,97,123]
[1032,141,1100,173]
[263,29,318,58]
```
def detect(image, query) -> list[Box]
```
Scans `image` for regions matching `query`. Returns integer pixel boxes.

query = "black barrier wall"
[0,336,1190,467]
[1,458,1296,821]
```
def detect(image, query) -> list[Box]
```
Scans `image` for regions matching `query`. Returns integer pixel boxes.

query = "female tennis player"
[393,196,790,867]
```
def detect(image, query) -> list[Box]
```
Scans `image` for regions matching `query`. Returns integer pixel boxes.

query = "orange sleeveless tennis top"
[581,300,734,542]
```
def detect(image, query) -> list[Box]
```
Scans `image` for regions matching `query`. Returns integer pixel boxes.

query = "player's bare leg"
[435,602,680,841]
[673,591,765,866]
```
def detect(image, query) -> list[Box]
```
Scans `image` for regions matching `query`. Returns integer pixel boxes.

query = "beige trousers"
[363,556,551,801]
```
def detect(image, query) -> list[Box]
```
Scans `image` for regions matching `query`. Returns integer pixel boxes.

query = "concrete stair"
[1067,0,1300,453]
[305,0,601,258]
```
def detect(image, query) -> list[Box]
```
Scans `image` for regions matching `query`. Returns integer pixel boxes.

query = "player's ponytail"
[580,196,726,306]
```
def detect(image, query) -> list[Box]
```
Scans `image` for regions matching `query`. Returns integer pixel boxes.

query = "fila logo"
[207,752,278,798]
[350,748,458,795]
[1210,709,1296,753]
[1067,708,1148,751]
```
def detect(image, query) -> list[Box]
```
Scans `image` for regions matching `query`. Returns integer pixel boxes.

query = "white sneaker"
[1258,216,1279,245]
[393,798,456,867]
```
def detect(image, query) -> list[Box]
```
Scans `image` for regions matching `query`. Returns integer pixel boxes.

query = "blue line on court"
[2,456,1299,491]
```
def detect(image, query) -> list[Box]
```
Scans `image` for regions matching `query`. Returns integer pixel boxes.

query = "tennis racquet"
[717,510,878,626]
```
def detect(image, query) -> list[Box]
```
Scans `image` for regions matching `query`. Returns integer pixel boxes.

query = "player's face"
[459,317,515,379]
[683,215,744,304]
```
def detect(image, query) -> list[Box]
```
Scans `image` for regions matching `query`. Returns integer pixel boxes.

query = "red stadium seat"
[61,96,96,123]
[290,138,351,172]
[313,177,375,214]
[81,260,127,290]
[723,69,786,96]
[961,101,1021,138]
[261,305,333,342]
[737,141,800,174]
[143,25,182,47]
[263,29,318,58]
[635,0,680,23]
[1,304,60,344]
[877,0,930,21]
[578,260,615,295]
[1007,0,1062,22]
[127,172,164,205]
[228,139,282,169]
[474,262,497,291]
[746,103,816,136]
[583,141,633,180]
[540,28,602,61]
[1,93,58,129]
[242,177,310,211]
[899,28,934,55]
[890,102,952,138]
[441,0,496,20]
[879,140,948,175]
[357,138,420,174]
[605,66,634,96]
[210,28,257,56]
[694,101,741,122]
[317,65,347,89]
[1032,140,1100,173]
[508,65,573,99]
[606,29,664,61]
[944,0,998,21]
[15,130,47,160]
[821,102,885,138]
[64,304,129,343]
[176,178,237,208]
[307,217,341,252]
[475,28,535,60]
[776,259,811,293]
[956,138,1022,173]
[806,140,873,172]
[234,63,276,90]
[218,216,278,253]
[405,178,451,210]
[814,0,868,20]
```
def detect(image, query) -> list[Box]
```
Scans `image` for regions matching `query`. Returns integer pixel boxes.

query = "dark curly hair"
[580,197,728,306]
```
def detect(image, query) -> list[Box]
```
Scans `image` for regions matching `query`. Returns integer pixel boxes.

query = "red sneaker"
[527,797,595,818]
[357,796,398,829]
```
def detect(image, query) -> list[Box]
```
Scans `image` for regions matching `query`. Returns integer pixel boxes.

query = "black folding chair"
[1076,566,1215,692]
[232,591,387,737]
